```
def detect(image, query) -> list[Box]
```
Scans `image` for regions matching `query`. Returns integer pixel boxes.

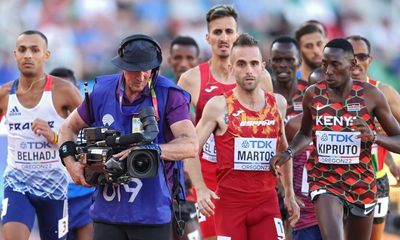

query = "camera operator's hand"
[64,156,91,187]
[113,144,161,161]
[195,185,219,217]
[113,148,134,161]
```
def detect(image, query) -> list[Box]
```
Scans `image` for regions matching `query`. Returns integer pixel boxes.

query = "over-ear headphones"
[117,34,162,64]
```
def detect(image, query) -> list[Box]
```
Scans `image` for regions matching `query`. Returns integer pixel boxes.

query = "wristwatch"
[285,147,294,158]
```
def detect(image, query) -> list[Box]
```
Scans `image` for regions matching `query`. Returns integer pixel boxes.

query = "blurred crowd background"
[0,0,400,89]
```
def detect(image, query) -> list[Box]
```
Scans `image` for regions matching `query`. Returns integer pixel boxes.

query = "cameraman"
[58,34,198,240]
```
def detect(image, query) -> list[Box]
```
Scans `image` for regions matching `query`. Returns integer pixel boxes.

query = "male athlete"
[295,23,326,80]
[347,35,400,240]
[168,36,202,240]
[191,33,299,240]
[272,38,400,240]
[168,35,200,83]
[270,36,321,239]
[178,6,272,238]
[0,30,81,240]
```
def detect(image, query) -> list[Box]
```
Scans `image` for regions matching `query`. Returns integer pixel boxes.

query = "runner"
[168,36,202,240]
[272,38,400,240]
[270,36,307,122]
[347,35,400,240]
[286,114,322,240]
[168,35,200,83]
[0,30,81,240]
[178,5,273,239]
[49,67,94,240]
[295,23,326,80]
[191,33,299,240]
[270,36,321,240]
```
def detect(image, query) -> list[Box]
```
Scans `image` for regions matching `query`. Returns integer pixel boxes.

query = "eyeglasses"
[355,53,370,62]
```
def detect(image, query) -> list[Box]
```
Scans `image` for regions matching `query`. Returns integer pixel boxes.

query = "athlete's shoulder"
[377,81,399,96]
[361,80,380,92]
[260,69,273,92]
[273,92,287,113]
[0,80,13,94]
[208,94,226,107]
[272,92,287,106]
[304,83,318,95]
[178,65,201,85]
[51,76,79,95]
[201,95,226,121]
[0,81,13,115]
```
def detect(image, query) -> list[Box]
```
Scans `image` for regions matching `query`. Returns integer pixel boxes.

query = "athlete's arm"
[0,82,12,116]
[260,69,273,92]
[359,86,400,153]
[59,109,90,187]
[271,87,314,171]
[274,93,288,153]
[379,83,400,122]
[285,114,302,143]
[187,96,226,216]
[32,78,82,146]
[53,78,83,118]
[385,153,400,184]
[178,67,201,106]
[275,94,300,226]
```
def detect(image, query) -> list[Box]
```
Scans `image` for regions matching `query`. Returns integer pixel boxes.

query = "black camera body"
[76,107,160,185]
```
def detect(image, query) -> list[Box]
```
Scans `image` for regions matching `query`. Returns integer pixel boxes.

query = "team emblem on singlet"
[234,137,277,171]
[293,101,302,111]
[347,103,361,112]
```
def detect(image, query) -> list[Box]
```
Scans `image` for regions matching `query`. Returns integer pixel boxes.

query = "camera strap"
[172,167,185,237]
[148,70,160,121]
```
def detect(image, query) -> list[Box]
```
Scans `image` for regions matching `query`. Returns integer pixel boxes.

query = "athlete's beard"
[304,57,321,70]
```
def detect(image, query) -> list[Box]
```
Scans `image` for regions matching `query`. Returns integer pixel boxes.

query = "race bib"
[202,134,217,163]
[301,166,309,196]
[301,149,311,196]
[374,196,389,218]
[316,131,361,164]
[13,139,59,170]
[234,137,277,171]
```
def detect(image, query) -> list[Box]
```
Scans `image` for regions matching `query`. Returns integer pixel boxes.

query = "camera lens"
[127,149,159,178]
[133,153,151,173]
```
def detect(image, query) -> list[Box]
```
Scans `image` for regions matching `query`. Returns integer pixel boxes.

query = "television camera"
[76,106,160,185]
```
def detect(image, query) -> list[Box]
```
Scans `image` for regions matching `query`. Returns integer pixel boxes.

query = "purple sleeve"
[165,88,191,126]
[76,93,94,125]
[77,103,89,125]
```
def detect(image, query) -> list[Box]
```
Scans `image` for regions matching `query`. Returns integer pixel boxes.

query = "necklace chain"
[18,76,46,94]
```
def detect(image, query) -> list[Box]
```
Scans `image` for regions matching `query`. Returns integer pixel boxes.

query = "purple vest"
[89,73,187,224]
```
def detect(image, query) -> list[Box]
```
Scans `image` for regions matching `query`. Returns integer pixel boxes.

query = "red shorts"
[214,187,285,240]
[197,160,218,237]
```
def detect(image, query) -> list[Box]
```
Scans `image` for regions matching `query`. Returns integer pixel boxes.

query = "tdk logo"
[241,140,250,148]
[245,140,273,148]
[321,133,354,143]
[9,106,21,116]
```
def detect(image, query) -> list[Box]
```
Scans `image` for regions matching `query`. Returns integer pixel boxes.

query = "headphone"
[117,34,163,64]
